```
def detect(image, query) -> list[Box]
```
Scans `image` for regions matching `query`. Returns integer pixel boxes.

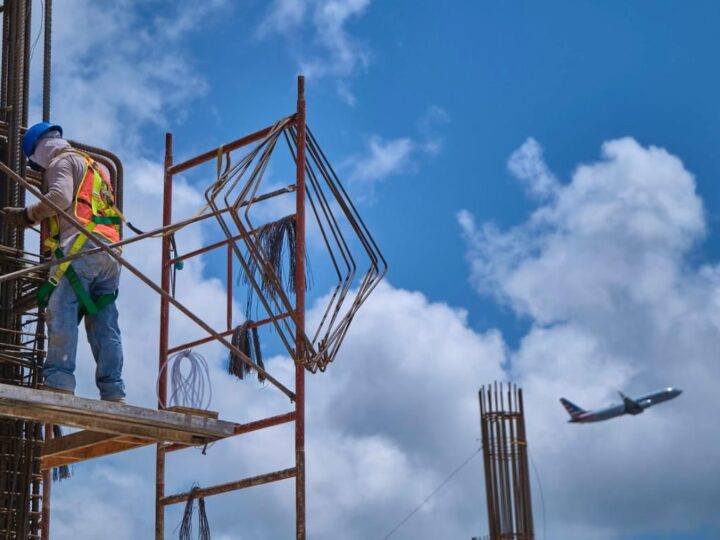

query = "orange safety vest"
[44,150,121,251]
[38,150,122,318]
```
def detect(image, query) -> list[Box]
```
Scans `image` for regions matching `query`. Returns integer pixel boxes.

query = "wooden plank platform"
[0,384,237,466]
[166,405,219,419]
[42,431,153,470]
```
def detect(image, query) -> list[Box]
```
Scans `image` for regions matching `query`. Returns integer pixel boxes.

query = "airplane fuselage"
[562,388,682,423]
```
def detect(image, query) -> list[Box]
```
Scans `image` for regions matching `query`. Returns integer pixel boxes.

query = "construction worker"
[2,122,125,401]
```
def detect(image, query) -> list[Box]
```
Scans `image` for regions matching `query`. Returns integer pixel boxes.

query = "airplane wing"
[619,391,643,415]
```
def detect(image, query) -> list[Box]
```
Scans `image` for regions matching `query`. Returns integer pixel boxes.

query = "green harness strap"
[37,153,122,320]
[37,245,119,322]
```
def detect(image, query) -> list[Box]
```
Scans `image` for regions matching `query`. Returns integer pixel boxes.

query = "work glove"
[2,207,34,228]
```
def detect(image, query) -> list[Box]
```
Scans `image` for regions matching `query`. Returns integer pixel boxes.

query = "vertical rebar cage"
[0,2,125,537]
[479,383,534,540]
[0,1,43,537]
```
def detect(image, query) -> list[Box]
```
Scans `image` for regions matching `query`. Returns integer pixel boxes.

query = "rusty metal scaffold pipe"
[160,468,297,506]
[0,185,296,285]
[294,74,307,540]
[154,132,173,540]
[168,120,296,176]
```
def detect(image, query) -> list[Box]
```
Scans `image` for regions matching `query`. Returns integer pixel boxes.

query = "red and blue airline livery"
[560,388,682,423]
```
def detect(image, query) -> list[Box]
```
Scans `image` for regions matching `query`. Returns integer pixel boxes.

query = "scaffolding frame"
[0,67,387,537]
[154,78,309,539]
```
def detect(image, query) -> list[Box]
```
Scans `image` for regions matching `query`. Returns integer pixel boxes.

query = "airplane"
[560,387,682,423]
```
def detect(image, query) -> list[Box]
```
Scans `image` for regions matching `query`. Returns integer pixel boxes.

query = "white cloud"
[460,137,720,538]
[258,0,371,105]
[345,135,415,183]
[57,281,508,539]
[258,0,311,35]
[343,106,449,188]
[508,137,559,199]
[417,105,450,156]
[31,0,226,152]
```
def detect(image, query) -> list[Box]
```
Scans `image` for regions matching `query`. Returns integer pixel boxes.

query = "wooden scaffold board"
[0,383,237,469]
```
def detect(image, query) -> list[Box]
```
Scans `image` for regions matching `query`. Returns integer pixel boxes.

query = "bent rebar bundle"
[205,116,386,373]
[479,383,535,540]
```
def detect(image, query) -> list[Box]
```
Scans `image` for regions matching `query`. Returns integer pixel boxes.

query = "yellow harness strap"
[47,222,96,287]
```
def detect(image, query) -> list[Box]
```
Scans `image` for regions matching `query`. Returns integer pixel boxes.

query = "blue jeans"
[43,243,125,399]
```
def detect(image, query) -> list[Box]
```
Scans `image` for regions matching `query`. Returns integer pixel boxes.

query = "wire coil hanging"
[157,349,212,410]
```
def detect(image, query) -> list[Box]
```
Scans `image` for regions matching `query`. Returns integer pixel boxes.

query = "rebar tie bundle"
[178,485,211,540]
[241,214,299,316]
[229,321,264,383]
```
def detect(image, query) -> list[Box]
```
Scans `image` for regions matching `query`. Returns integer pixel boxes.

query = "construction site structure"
[478,383,535,540]
[1,1,55,536]
[0,2,386,538]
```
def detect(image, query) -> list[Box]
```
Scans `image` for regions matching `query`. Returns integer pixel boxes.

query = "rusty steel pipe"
[42,0,51,123]
[154,133,173,540]
[160,468,297,506]
[0,208,231,285]
[163,411,296,453]
[294,74,307,540]
[39,424,51,540]
[0,185,296,286]
[168,120,296,176]
[167,312,292,355]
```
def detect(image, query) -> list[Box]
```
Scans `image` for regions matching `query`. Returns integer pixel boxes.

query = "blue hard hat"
[22,122,63,158]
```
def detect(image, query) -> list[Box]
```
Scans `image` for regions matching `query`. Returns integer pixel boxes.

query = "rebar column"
[0,1,45,538]
[479,383,534,540]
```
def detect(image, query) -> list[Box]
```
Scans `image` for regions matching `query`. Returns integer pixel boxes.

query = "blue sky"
[35,1,720,539]
[159,0,720,343]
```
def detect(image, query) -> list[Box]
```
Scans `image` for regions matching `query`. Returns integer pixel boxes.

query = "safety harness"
[36,150,122,321]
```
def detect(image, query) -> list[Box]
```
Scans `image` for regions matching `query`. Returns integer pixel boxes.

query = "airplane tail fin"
[559,398,585,419]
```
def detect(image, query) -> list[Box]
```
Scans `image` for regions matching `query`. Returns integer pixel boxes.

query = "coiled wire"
[157,349,212,410]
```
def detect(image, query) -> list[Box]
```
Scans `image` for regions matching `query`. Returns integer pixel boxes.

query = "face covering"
[28,159,45,172]
[28,131,69,172]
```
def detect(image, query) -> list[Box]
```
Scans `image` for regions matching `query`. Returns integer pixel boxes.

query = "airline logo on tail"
[559,398,586,421]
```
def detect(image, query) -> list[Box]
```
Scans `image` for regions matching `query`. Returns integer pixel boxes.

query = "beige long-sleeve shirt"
[26,138,89,248]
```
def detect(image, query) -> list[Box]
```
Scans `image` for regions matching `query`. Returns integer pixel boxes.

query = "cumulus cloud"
[258,0,371,105]
[460,137,720,538]
[58,281,508,539]
[507,137,559,199]
[31,0,227,151]
[343,106,449,189]
[345,135,415,182]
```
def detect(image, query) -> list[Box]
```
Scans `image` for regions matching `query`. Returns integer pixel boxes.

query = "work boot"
[102,396,125,404]
[39,384,74,396]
